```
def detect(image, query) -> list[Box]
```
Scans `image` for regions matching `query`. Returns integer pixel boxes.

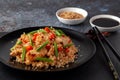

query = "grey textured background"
[0,0,120,32]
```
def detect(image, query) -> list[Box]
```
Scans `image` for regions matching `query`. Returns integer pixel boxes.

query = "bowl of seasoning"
[56,7,88,25]
[90,14,120,32]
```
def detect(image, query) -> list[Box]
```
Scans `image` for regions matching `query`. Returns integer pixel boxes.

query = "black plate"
[0,26,96,72]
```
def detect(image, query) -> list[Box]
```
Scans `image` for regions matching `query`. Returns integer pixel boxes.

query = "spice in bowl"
[58,11,84,19]
[56,7,88,25]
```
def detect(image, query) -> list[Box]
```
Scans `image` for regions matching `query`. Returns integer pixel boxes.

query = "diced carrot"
[49,33,55,40]
[26,45,33,51]
[44,27,50,33]
[32,33,39,41]
[33,33,38,36]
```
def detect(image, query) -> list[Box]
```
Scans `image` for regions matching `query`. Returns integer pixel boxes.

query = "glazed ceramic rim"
[56,7,88,21]
[89,14,120,32]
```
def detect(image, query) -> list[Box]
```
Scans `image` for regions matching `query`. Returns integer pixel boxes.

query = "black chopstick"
[95,27,120,61]
[92,27,120,80]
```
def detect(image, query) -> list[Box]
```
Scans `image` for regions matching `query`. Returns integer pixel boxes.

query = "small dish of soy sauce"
[90,14,120,32]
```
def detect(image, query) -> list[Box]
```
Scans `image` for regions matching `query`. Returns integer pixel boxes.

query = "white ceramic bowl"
[56,7,88,25]
[90,14,120,32]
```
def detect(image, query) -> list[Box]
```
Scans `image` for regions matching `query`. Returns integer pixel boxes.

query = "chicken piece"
[55,37,63,43]
[47,46,54,56]
[10,48,22,57]
[20,33,29,43]
[61,36,71,45]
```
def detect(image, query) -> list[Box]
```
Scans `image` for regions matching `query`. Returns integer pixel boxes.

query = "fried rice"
[10,27,78,69]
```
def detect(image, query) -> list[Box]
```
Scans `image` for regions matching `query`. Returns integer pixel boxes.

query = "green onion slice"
[22,47,26,62]
[38,29,46,33]
[64,43,73,48]
[35,57,53,62]
[16,39,22,45]
[28,34,33,46]
[29,30,37,35]
[36,41,49,51]
[55,30,61,36]
[54,42,58,57]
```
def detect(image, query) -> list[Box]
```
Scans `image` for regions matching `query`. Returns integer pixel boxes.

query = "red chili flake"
[65,48,69,53]
[62,35,65,37]
[28,52,35,60]
[58,47,63,52]
[45,44,51,50]
[102,32,110,36]
[28,51,35,57]
[30,53,35,57]
[68,39,71,43]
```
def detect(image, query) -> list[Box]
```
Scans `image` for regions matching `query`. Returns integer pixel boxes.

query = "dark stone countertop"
[0,0,120,80]
[0,0,120,32]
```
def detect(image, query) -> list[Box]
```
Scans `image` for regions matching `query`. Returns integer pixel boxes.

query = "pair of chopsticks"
[92,26,120,80]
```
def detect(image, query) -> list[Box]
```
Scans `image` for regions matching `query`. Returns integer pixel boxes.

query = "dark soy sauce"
[93,18,119,27]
